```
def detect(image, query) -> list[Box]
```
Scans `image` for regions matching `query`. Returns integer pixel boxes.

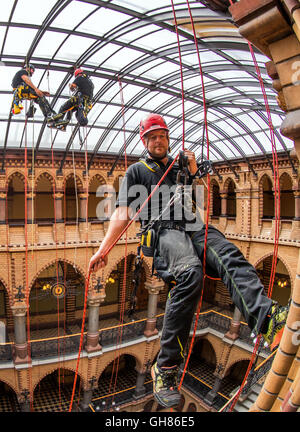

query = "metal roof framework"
[0,0,295,175]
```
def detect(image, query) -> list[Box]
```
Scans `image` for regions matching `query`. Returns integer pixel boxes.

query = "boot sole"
[151,366,181,408]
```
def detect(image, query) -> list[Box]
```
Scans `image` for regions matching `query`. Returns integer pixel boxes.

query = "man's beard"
[147,149,168,161]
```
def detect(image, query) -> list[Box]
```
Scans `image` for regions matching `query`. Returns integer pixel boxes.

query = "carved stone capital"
[11,303,27,316]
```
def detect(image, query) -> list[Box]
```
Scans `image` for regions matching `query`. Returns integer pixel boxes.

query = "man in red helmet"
[89,113,289,408]
[47,68,94,131]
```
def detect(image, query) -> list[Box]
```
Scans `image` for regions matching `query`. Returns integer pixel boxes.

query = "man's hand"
[89,249,108,273]
[35,88,45,98]
[184,150,198,176]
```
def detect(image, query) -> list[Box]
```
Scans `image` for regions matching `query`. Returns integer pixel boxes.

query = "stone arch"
[88,174,108,220]
[223,357,251,380]
[35,171,56,190]
[254,252,294,290]
[104,252,152,290]
[6,171,28,222]
[28,258,87,293]
[64,172,84,191]
[223,176,236,192]
[34,172,56,220]
[0,375,18,396]
[97,351,142,382]
[255,253,294,306]
[89,173,106,188]
[191,337,217,367]
[6,170,29,188]
[0,275,10,299]
[32,366,85,393]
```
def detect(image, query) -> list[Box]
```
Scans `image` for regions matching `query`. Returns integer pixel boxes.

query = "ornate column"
[144,277,164,338]
[53,191,64,223]
[79,192,88,222]
[26,191,35,224]
[133,367,147,399]
[219,191,228,217]
[85,289,105,353]
[79,192,89,242]
[293,189,300,221]
[204,375,223,407]
[225,306,242,341]
[18,389,31,412]
[0,191,6,224]
[80,377,97,411]
[11,303,29,365]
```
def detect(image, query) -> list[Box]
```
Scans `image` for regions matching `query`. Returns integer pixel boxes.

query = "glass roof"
[0,0,295,174]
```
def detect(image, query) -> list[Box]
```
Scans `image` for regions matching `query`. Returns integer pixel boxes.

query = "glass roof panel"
[55,34,96,62]
[77,7,132,36]
[0,0,294,168]
[31,31,69,59]
[11,0,58,25]
[3,27,38,55]
[50,2,99,30]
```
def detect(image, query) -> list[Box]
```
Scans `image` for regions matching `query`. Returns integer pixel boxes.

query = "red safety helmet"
[74,68,84,77]
[139,113,169,145]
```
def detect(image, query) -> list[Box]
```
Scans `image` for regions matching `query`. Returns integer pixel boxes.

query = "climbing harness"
[47,92,93,131]
[138,152,212,259]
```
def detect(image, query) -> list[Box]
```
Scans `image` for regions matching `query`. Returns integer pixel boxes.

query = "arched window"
[280,173,294,219]
[261,175,274,219]
[7,175,25,223]
[227,179,236,218]
[35,175,54,221]
[212,182,221,217]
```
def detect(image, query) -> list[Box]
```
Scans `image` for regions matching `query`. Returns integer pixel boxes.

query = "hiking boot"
[262,301,290,350]
[151,362,181,408]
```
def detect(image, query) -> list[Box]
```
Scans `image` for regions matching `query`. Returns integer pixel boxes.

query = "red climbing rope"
[171,0,185,150]
[108,77,129,401]
[176,0,211,391]
[23,101,34,411]
[223,0,281,412]
[47,69,63,411]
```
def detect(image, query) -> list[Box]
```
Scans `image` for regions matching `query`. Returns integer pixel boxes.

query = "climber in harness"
[11,63,55,119]
[88,113,290,409]
[47,68,94,132]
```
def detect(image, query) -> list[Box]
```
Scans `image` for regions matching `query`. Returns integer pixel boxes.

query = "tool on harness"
[76,92,92,126]
[138,154,212,259]
[193,160,213,178]
[127,247,144,317]
[177,150,190,185]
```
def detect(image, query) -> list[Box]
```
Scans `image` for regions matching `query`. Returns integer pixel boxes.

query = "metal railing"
[0,309,269,362]
[219,348,277,412]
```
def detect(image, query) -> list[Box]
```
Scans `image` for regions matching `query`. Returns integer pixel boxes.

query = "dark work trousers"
[153,225,273,369]
[190,225,273,335]
[154,228,203,368]
[57,95,90,125]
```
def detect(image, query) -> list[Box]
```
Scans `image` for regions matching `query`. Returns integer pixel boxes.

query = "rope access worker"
[47,68,94,131]
[11,64,55,119]
[88,113,290,409]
